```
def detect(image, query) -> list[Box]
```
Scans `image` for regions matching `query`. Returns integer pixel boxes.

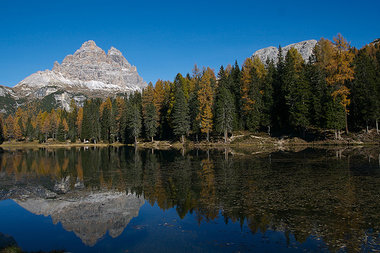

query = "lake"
[0,146,379,252]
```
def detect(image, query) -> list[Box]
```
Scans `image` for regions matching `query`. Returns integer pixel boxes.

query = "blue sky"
[1,0,379,87]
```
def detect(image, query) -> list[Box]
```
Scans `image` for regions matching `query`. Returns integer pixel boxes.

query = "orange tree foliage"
[324,34,355,133]
[76,107,84,137]
[153,79,165,118]
[326,34,354,113]
[241,58,255,117]
[197,68,215,141]
[142,82,154,118]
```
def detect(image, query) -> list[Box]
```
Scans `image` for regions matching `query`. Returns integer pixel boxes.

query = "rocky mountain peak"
[72,40,105,60]
[108,46,123,56]
[78,40,100,51]
[13,40,147,106]
[107,46,131,67]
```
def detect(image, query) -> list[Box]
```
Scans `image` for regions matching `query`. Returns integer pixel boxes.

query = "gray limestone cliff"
[252,39,317,63]
[11,40,146,110]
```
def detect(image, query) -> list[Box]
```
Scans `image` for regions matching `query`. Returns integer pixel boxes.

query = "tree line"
[0,34,379,144]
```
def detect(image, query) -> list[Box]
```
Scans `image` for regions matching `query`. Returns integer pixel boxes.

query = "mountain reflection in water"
[15,192,144,246]
[0,146,379,252]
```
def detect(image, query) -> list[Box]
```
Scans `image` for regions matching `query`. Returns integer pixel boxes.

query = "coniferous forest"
[1,34,379,144]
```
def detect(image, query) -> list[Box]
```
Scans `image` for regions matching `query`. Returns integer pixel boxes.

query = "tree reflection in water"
[0,146,379,252]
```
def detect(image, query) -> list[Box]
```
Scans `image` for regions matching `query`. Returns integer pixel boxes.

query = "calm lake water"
[0,146,379,252]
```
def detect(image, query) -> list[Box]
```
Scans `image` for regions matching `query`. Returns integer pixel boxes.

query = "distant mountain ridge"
[252,39,317,63]
[0,40,146,112]
[14,40,146,96]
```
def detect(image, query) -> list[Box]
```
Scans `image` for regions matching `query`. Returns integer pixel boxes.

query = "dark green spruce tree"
[172,86,190,143]
[261,59,274,134]
[127,103,142,145]
[215,66,235,142]
[57,120,65,142]
[272,45,288,131]
[230,61,243,129]
[100,105,112,143]
[144,102,158,142]
[283,48,310,136]
[0,117,4,145]
[305,54,328,129]
[350,48,378,131]
[68,99,78,143]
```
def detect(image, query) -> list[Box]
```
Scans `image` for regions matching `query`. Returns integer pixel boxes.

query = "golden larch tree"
[5,115,14,140]
[241,58,255,117]
[325,34,355,134]
[197,68,215,141]
[153,79,165,118]
[142,82,155,118]
[76,107,84,137]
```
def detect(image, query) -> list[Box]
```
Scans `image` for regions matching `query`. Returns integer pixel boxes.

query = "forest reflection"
[0,147,379,252]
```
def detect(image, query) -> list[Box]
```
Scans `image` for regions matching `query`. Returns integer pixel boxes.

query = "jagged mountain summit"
[252,39,317,63]
[12,40,146,108]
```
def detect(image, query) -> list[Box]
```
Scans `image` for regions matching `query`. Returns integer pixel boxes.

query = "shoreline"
[0,141,125,149]
[1,139,379,150]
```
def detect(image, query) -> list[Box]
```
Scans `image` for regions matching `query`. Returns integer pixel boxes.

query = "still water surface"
[0,147,379,252]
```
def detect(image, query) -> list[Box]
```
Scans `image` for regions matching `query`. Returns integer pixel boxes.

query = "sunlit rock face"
[15,192,144,246]
[252,39,317,63]
[12,40,146,110]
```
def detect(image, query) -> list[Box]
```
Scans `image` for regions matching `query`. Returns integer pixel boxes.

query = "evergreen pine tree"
[68,99,78,143]
[81,100,92,141]
[172,87,190,143]
[57,120,65,142]
[272,45,288,130]
[261,59,274,134]
[215,86,235,142]
[215,66,235,141]
[101,105,112,142]
[305,55,328,129]
[283,48,310,136]
[144,102,158,142]
[25,117,34,141]
[350,48,378,131]
[230,61,243,129]
[0,117,4,145]
[127,103,142,145]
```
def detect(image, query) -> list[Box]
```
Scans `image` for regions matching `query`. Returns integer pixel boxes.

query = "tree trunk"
[206,130,209,142]
[134,136,137,146]
[366,123,369,133]
[151,136,154,143]
[196,133,198,143]
[224,129,228,143]
[181,135,184,144]
[334,129,337,140]
[345,111,349,134]
[338,130,341,139]
[267,126,271,136]
[376,119,379,134]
